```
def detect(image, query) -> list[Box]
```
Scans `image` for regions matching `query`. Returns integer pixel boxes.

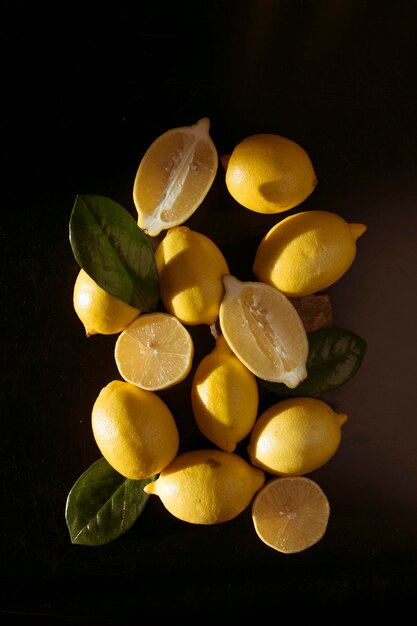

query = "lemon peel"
[91,380,179,480]
[252,476,330,553]
[144,449,265,524]
[253,210,367,296]
[114,312,194,391]
[155,226,229,325]
[191,335,259,452]
[133,118,218,236]
[73,269,140,336]
[219,275,308,388]
[247,397,348,476]
[225,133,317,214]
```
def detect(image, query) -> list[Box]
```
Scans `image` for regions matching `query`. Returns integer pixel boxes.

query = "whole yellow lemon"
[144,449,265,524]
[155,226,229,325]
[225,133,317,214]
[73,269,140,336]
[253,210,367,296]
[191,335,259,452]
[91,380,179,480]
[247,397,347,476]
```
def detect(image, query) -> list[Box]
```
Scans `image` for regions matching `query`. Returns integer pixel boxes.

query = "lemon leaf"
[261,327,367,397]
[69,194,159,312]
[65,457,155,546]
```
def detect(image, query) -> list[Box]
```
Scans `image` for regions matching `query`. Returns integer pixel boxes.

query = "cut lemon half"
[219,275,308,388]
[252,476,330,554]
[133,117,218,237]
[114,312,194,391]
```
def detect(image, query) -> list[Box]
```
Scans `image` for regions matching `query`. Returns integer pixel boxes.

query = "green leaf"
[65,456,155,546]
[261,327,367,397]
[69,194,159,312]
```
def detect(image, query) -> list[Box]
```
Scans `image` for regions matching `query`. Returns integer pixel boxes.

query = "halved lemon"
[114,312,194,391]
[252,476,330,554]
[133,117,218,237]
[219,275,308,388]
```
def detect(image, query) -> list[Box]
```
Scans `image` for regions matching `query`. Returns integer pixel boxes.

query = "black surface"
[2,0,417,620]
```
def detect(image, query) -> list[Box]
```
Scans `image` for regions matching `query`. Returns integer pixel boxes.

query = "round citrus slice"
[133,117,218,237]
[114,312,194,391]
[219,275,308,388]
[252,476,330,554]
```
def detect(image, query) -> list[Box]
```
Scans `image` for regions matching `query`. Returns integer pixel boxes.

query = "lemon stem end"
[350,223,367,241]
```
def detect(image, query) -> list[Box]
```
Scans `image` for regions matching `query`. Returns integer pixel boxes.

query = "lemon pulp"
[114,312,194,391]
[219,275,308,388]
[133,118,218,236]
[252,476,330,553]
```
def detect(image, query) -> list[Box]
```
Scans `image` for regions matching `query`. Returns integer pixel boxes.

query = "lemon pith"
[219,275,308,387]
[133,118,218,236]
[114,312,194,391]
[252,476,330,553]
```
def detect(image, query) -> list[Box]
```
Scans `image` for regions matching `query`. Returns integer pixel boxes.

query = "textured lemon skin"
[247,397,347,476]
[253,210,367,297]
[144,449,265,524]
[225,133,317,214]
[191,335,259,452]
[155,226,230,325]
[73,269,140,336]
[91,380,179,480]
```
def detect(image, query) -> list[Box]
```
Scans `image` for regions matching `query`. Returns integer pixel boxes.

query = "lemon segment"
[73,269,140,336]
[252,476,330,553]
[219,275,308,388]
[225,133,317,214]
[91,380,179,480]
[114,312,194,391]
[133,118,218,236]
[253,210,367,296]
[144,449,265,525]
[155,226,230,325]
[191,335,259,452]
[247,397,347,476]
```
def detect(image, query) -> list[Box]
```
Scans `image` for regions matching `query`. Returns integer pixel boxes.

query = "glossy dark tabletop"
[2,0,417,620]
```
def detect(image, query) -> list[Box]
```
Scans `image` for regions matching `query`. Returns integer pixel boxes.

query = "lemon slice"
[252,476,330,554]
[114,312,194,391]
[219,275,308,388]
[133,117,218,237]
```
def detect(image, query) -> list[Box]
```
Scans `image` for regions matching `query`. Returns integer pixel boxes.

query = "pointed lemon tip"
[253,468,266,491]
[195,117,210,133]
[144,480,157,495]
[84,326,97,337]
[215,334,231,352]
[338,413,348,426]
[222,274,240,292]
[350,222,367,241]
[210,321,221,340]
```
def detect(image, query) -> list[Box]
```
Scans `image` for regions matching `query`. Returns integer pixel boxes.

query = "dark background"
[2,0,417,620]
